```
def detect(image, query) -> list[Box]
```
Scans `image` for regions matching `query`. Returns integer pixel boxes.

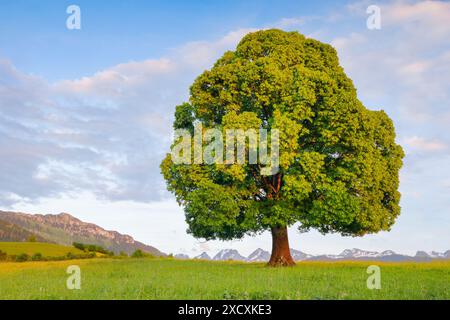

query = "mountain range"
[2,210,448,262]
[185,247,450,262]
[0,210,164,256]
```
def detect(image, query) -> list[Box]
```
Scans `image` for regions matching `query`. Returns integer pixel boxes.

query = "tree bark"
[268,226,296,267]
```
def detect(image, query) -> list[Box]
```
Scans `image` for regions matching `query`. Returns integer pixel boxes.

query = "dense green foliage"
[131,249,145,258]
[131,249,155,259]
[72,242,113,255]
[32,253,43,261]
[14,253,30,262]
[0,258,448,299]
[161,29,404,241]
[0,250,6,261]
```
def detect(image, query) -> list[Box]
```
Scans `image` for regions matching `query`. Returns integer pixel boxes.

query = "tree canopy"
[161,29,404,265]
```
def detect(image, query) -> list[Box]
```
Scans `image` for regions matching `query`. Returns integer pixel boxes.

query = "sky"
[0,0,449,257]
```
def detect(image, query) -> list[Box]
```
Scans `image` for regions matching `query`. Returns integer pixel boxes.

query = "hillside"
[0,211,164,256]
[0,242,85,256]
[0,219,47,242]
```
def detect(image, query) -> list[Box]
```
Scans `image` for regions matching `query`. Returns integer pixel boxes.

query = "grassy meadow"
[0,258,449,300]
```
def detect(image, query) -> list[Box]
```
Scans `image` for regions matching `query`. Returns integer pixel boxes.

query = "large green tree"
[161,29,404,266]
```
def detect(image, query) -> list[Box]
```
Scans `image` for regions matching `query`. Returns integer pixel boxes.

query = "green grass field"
[0,242,85,256]
[0,258,448,299]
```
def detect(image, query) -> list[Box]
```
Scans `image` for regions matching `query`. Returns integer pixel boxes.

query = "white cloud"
[274,17,306,29]
[330,32,366,51]
[54,58,176,96]
[327,1,450,128]
[384,0,450,37]
[0,29,258,206]
[403,136,448,152]
[397,60,431,76]
[177,28,257,68]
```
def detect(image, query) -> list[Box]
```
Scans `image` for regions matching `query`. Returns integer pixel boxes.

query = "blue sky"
[1,0,449,257]
[0,0,342,80]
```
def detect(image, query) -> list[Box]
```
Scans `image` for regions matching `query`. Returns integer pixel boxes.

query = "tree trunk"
[268,226,296,267]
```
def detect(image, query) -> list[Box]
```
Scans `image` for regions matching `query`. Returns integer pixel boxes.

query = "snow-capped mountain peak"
[290,248,313,261]
[213,249,246,261]
[194,252,211,260]
[247,248,270,262]
[180,248,450,263]
[339,248,380,258]
[415,250,448,259]
[380,250,396,256]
